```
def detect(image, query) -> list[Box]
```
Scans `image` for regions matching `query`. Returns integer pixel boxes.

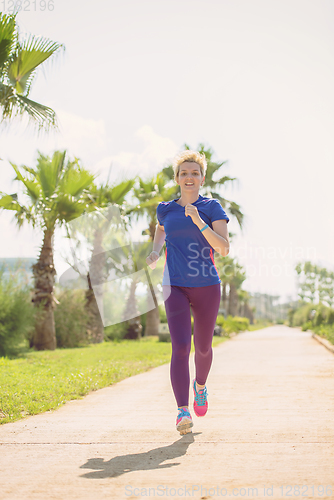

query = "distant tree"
[125,172,179,336]
[63,176,137,343]
[296,261,334,307]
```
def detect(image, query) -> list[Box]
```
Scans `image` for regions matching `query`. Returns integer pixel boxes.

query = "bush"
[292,303,315,327]
[301,321,313,331]
[104,321,128,341]
[159,303,167,323]
[326,308,334,325]
[215,314,249,336]
[313,324,334,345]
[313,304,329,327]
[54,287,89,348]
[0,266,36,357]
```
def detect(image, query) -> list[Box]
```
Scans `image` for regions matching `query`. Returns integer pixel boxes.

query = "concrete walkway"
[1,325,334,500]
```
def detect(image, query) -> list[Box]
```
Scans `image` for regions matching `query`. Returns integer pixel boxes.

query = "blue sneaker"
[176,407,193,435]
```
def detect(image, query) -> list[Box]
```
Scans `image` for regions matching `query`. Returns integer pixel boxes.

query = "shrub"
[313,324,334,345]
[301,321,313,331]
[326,308,334,325]
[292,303,315,327]
[226,315,249,333]
[104,321,128,341]
[54,287,89,348]
[215,314,249,336]
[0,266,36,357]
[159,303,167,323]
[313,304,329,327]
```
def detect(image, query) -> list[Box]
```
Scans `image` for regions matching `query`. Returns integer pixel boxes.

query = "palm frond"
[0,191,36,228]
[8,34,65,94]
[2,91,58,131]
[0,82,14,112]
[10,162,41,202]
[0,12,17,71]
[211,194,244,230]
[56,194,87,224]
[59,166,95,197]
[213,175,237,185]
[109,179,136,203]
[36,150,66,198]
[0,193,19,210]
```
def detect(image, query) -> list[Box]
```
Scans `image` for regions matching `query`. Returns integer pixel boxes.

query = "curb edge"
[311,332,334,354]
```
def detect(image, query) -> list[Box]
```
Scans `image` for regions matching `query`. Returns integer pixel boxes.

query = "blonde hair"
[172,150,207,180]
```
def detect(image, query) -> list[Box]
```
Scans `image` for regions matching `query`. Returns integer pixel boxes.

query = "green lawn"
[0,335,228,425]
[247,320,274,331]
[0,321,273,425]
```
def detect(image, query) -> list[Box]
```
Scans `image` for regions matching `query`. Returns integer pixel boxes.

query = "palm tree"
[227,259,247,317]
[0,150,95,350]
[215,253,235,316]
[0,12,64,132]
[125,172,179,335]
[237,289,250,317]
[121,240,155,339]
[64,176,137,343]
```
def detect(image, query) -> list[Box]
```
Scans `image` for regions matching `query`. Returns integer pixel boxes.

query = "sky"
[1,0,333,304]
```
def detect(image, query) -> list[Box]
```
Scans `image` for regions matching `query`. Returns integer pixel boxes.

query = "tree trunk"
[122,279,142,339]
[142,220,161,336]
[144,304,160,336]
[31,229,57,350]
[85,273,104,343]
[85,229,105,343]
[228,282,238,317]
[244,303,254,324]
[222,282,227,317]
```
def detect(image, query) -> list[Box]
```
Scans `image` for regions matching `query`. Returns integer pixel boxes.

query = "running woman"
[146,150,230,435]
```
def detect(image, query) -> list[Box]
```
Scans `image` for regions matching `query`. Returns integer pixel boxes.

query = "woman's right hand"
[146,251,160,269]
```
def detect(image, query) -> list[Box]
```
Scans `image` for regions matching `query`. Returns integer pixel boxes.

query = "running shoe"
[176,407,193,435]
[193,379,208,417]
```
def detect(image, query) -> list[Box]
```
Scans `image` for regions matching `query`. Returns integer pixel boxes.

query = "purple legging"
[162,284,221,408]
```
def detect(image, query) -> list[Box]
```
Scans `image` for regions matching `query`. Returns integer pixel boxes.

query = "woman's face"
[176,162,204,192]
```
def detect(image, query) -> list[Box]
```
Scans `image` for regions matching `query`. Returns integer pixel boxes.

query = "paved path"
[1,325,334,500]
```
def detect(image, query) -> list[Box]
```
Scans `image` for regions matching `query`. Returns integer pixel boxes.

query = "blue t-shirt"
[156,194,229,287]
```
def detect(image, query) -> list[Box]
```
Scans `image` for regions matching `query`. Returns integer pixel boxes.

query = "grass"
[247,320,275,331]
[0,334,227,425]
[312,324,334,345]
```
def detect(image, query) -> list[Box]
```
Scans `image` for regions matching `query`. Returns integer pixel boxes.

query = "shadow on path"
[79,433,201,479]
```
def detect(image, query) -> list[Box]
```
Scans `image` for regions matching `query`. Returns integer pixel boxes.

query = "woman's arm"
[146,223,166,268]
[153,223,166,253]
[197,219,230,257]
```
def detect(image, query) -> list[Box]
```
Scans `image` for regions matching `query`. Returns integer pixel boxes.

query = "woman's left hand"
[184,204,203,227]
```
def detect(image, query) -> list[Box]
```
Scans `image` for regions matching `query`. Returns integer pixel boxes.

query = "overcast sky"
[1,0,333,303]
